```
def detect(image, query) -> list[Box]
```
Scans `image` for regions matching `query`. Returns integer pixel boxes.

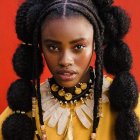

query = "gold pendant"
[51,84,59,92]
[75,87,82,94]
[65,93,72,100]
[58,89,65,96]
[80,83,87,90]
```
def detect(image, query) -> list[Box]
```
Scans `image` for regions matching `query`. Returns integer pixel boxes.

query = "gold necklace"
[49,78,94,102]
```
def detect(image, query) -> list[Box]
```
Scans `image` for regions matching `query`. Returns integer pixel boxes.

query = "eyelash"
[74,44,86,51]
[46,44,59,52]
[46,44,86,52]
[49,46,59,51]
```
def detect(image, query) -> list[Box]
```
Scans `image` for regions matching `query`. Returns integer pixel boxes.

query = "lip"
[56,69,78,81]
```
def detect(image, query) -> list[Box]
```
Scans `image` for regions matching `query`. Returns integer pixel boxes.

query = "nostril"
[59,62,72,67]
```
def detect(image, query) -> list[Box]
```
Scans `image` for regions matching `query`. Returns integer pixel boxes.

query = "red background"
[0,0,140,114]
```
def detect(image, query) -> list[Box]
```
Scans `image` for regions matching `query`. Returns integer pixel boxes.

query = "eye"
[74,44,86,50]
[47,44,59,52]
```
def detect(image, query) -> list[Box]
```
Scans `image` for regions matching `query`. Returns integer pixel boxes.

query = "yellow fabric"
[0,77,140,140]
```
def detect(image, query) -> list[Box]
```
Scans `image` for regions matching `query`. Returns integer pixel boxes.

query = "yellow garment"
[0,77,140,140]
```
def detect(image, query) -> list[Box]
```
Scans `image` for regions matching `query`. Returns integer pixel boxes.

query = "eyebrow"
[43,38,87,45]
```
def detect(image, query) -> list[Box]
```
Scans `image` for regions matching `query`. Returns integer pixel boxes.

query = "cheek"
[42,50,58,70]
[75,47,93,68]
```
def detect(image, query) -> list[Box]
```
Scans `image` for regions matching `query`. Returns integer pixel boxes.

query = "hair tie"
[22,42,33,46]
[13,110,26,114]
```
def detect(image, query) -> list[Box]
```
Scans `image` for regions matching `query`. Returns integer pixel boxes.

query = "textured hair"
[2,0,140,140]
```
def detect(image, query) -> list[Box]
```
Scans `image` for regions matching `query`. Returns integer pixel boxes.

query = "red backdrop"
[0,0,140,114]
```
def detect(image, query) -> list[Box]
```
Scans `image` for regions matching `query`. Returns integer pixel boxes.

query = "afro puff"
[16,2,34,43]
[100,6,131,43]
[2,114,34,140]
[12,44,44,80]
[93,0,114,10]
[103,40,132,75]
[7,79,33,112]
[115,111,140,140]
[26,4,43,40]
[109,71,138,111]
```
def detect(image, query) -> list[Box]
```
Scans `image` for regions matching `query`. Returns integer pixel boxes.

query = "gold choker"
[49,78,94,103]
[51,81,90,101]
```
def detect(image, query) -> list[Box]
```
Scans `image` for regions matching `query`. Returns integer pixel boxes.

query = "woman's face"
[41,16,94,87]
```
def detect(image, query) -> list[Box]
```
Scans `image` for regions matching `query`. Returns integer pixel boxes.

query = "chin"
[56,80,78,88]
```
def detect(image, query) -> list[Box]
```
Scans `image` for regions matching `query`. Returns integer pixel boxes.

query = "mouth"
[56,70,78,81]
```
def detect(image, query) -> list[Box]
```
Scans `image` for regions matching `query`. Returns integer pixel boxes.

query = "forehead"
[41,16,94,41]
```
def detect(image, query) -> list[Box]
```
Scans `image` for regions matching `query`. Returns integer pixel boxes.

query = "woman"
[0,0,140,140]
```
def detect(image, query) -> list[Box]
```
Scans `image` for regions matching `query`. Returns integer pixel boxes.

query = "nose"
[58,50,74,67]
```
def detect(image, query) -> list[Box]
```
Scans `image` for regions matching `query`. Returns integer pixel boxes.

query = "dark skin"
[41,16,94,89]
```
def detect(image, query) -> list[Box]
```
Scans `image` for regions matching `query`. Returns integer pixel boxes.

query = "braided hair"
[2,0,140,140]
